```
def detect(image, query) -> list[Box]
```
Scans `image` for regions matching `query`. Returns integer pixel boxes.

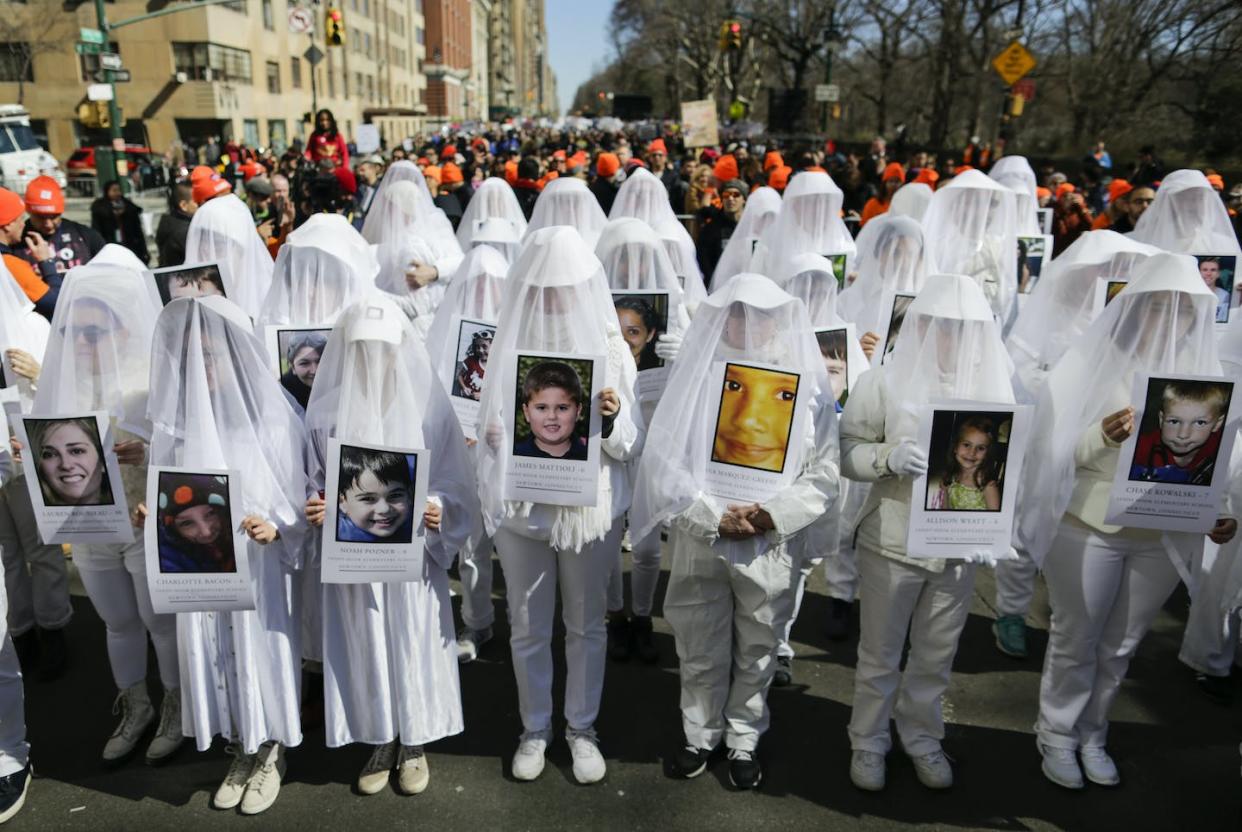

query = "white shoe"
[213,745,256,810]
[1039,743,1084,790]
[145,687,185,765]
[567,728,606,784]
[103,683,155,763]
[396,745,429,795]
[908,748,953,789]
[456,626,493,663]
[1080,746,1120,786]
[511,731,548,782]
[240,741,285,815]
[849,750,886,791]
[357,741,397,795]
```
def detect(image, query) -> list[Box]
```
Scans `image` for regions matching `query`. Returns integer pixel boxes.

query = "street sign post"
[1012,77,1036,102]
[94,68,131,83]
[86,83,113,101]
[992,41,1036,86]
[75,42,103,55]
[98,52,122,70]
[814,83,840,103]
[79,27,105,44]
[288,6,314,34]
[303,44,325,65]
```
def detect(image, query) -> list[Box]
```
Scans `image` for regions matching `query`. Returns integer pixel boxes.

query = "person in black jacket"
[90,180,149,265]
[155,181,196,267]
[589,153,622,215]
[19,176,105,275]
[513,156,541,220]
[695,179,746,289]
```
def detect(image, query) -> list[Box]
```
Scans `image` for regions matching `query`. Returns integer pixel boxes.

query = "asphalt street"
[7,549,1240,831]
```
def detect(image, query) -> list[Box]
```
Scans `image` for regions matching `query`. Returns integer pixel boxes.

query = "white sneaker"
[908,748,953,789]
[240,741,286,815]
[849,750,886,791]
[1039,743,1084,790]
[357,741,397,795]
[213,745,256,810]
[396,745,429,795]
[1080,746,1120,786]
[103,683,155,763]
[456,626,493,663]
[511,731,548,782]
[567,728,606,784]
[145,687,185,765]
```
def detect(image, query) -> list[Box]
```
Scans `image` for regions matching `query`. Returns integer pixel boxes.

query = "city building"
[422,0,470,123]
[465,0,490,121]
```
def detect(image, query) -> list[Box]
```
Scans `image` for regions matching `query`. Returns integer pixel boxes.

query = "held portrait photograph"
[710,362,801,474]
[1194,254,1237,324]
[878,292,917,366]
[821,253,848,289]
[612,291,670,373]
[1127,377,1232,486]
[267,327,331,410]
[512,356,595,462]
[923,410,1014,512]
[1017,235,1052,294]
[450,318,496,401]
[815,327,851,411]
[155,471,238,575]
[148,262,228,307]
[335,444,418,545]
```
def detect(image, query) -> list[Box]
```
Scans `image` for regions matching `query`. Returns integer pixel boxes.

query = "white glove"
[886,440,928,477]
[654,332,683,362]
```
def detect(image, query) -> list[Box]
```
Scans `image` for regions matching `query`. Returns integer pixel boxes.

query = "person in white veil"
[0,259,67,680]
[887,182,932,224]
[146,295,309,815]
[32,262,183,764]
[995,229,1162,659]
[711,186,781,290]
[837,214,929,347]
[456,177,527,251]
[611,169,707,303]
[302,294,478,796]
[594,218,689,663]
[1131,169,1242,257]
[424,245,509,663]
[630,273,839,790]
[989,156,1042,236]
[89,242,148,274]
[470,216,521,265]
[655,217,707,313]
[840,274,1014,793]
[475,226,640,785]
[751,171,857,287]
[258,213,379,328]
[523,177,608,249]
[921,170,1018,325]
[183,193,274,320]
[1013,253,1236,790]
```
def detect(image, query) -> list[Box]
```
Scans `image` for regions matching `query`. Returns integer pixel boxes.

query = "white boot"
[102,682,156,763]
[145,687,185,765]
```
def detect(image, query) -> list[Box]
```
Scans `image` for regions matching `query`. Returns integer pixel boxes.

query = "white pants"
[777,557,818,660]
[0,586,27,777]
[823,546,858,602]
[458,531,496,631]
[848,551,976,756]
[494,524,620,734]
[0,476,71,635]
[1036,521,1178,750]
[1179,541,1238,677]
[665,532,797,752]
[606,525,662,618]
[994,549,1039,618]
[75,541,179,691]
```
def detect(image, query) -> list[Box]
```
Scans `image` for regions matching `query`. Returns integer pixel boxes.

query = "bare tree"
[0,0,78,106]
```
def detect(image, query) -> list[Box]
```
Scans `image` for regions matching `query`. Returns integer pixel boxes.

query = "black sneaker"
[607,615,632,662]
[631,615,658,664]
[10,632,37,675]
[0,764,31,823]
[727,749,762,790]
[38,626,67,682]
[671,745,711,779]
[772,655,792,687]
[825,598,852,641]
[1195,672,1234,705]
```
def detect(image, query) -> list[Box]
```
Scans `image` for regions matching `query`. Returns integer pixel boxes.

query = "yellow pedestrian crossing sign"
[992,41,1036,86]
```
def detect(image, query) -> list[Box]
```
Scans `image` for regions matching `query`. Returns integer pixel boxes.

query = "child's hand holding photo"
[242,514,279,544]
[114,439,146,466]
[305,494,326,527]
[1209,516,1238,545]
[598,387,619,417]
[1102,406,1136,444]
[423,500,441,531]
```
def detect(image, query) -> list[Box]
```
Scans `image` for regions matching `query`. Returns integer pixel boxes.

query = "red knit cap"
[0,189,23,226]
[713,154,739,182]
[596,152,620,178]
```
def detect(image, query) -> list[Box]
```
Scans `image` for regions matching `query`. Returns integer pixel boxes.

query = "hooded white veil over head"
[470,216,521,264]
[595,218,690,333]
[1131,169,1242,255]
[609,167,679,226]
[1007,230,1163,401]
[655,217,707,311]
[837,214,929,333]
[989,156,1041,235]
[184,193,274,319]
[1013,252,1221,564]
[0,257,48,408]
[475,226,637,549]
[89,242,148,274]
[456,177,528,251]
[888,182,933,223]
[524,177,608,248]
[922,169,1018,322]
[752,171,856,283]
[425,244,510,383]
[712,186,782,288]
[34,262,159,436]
[260,213,379,326]
[776,253,844,327]
[629,273,838,544]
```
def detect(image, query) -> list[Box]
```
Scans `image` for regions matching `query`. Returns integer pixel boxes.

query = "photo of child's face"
[172,504,224,545]
[1200,260,1221,289]
[1159,399,1224,465]
[954,427,991,475]
[825,354,846,403]
[290,345,321,387]
[338,469,413,539]
[37,422,105,505]
[713,364,798,472]
[617,307,654,361]
[169,274,224,300]
[523,386,581,453]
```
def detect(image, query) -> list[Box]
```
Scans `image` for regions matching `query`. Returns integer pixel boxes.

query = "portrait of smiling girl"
[28,417,113,507]
[927,415,1004,511]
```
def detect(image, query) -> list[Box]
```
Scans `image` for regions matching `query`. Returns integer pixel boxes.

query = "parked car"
[0,105,66,193]
[66,144,168,195]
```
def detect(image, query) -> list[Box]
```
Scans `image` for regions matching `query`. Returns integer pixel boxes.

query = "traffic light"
[1009,93,1025,117]
[76,101,110,129]
[719,19,743,51]
[325,7,345,46]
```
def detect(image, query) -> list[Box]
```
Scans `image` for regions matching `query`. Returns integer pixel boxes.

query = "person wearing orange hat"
[550,150,568,176]
[434,162,467,230]
[712,154,739,186]
[913,168,940,187]
[423,165,442,197]
[1052,182,1094,256]
[1092,179,1133,230]
[589,152,622,214]
[190,168,232,206]
[859,162,906,227]
[0,188,60,318]
[440,143,458,163]
[763,151,784,173]
[1035,185,1053,207]
[513,156,541,219]
[767,165,792,193]
[1206,172,1225,192]
[504,160,519,186]
[646,138,679,203]
[19,176,104,276]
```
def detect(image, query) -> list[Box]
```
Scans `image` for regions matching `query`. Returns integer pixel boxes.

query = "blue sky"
[544,0,613,115]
